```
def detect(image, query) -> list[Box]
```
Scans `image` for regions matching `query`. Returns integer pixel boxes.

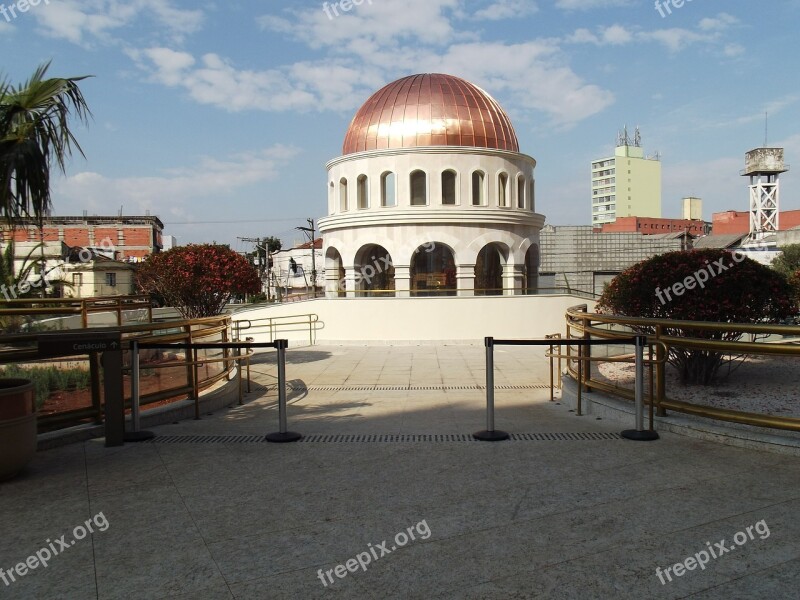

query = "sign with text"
[37,332,122,358]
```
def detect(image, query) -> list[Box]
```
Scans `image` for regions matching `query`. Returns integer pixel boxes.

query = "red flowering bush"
[136,244,261,319]
[597,249,797,384]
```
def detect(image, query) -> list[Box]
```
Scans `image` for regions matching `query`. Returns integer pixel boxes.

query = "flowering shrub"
[597,249,797,384]
[136,244,261,319]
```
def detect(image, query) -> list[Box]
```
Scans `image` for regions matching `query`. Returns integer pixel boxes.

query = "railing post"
[265,339,302,443]
[124,339,154,442]
[622,336,659,441]
[473,337,510,441]
[90,351,102,423]
[576,343,583,416]
[192,347,200,420]
[656,325,667,417]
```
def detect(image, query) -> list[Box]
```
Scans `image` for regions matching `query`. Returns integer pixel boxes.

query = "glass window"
[517,176,525,209]
[410,170,427,206]
[357,175,369,209]
[442,171,457,205]
[381,172,396,207]
[339,178,348,211]
[106,272,117,286]
[472,171,485,206]
[498,173,509,207]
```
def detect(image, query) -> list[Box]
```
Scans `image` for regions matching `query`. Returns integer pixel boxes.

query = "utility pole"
[295,218,317,297]
[238,236,269,301]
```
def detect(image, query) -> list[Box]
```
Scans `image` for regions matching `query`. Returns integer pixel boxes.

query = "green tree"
[597,249,796,384]
[0,62,92,221]
[772,244,800,279]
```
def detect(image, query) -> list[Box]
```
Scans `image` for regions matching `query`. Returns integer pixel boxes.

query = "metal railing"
[564,304,800,432]
[129,339,301,443]
[329,287,599,299]
[0,295,153,329]
[0,314,233,430]
[233,313,320,346]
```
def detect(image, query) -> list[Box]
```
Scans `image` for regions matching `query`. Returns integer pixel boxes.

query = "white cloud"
[602,24,633,45]
[565,24,632,46]
[637,28,713,53]
[473,0,538,20]
[32,0,202,45]
[55,145,300,217]
[699,13,738,32]
[555,0,634,9]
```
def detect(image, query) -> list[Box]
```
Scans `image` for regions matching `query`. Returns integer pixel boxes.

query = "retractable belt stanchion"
[473,337,510,442]
[621,335,660,441]
[265,339,302,443]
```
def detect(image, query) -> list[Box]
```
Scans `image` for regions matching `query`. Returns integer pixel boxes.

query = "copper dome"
[342,74,519,155]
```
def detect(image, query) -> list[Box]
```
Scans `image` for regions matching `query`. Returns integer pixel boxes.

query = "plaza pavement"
[1,344,798,599]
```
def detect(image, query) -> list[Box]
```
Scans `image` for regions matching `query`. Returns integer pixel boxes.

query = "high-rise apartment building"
[591,127,661,225]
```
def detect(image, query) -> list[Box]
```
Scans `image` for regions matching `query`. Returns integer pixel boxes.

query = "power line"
[164,217,309,225]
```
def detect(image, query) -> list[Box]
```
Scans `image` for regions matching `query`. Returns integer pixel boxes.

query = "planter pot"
[0,379,36,482]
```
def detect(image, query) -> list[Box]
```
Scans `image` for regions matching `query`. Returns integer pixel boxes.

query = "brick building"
[2,215,164,261]
[712,209,800,235]
[599,216,710,236]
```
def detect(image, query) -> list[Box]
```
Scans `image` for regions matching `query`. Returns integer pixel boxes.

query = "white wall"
[232,295,595,344]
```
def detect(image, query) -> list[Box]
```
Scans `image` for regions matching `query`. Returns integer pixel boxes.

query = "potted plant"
[0,378,36,480]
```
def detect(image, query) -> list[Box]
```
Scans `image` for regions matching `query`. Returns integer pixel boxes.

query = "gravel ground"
[596,353,800,419]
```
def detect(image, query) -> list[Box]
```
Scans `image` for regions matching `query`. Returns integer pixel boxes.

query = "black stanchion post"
[102,338,124,447]
[265,339,302,443]
[124,339,155,442]
[622,335,660,441]
[473,337,510,441]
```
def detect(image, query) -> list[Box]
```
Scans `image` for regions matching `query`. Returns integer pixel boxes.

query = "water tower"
[741,147,788,243]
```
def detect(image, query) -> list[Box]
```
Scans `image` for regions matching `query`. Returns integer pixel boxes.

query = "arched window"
[326,247,346,298]
[357,175,369,209]
[475,243,506,296]
[498,173,509,207]
[355,244,395,297]
[381,172,396,207]
[410,243,456,297]
[472,171,485,206]
[525,244,540,294]
[339,178,348,211]
[530,179,535,211]
[517,176,526,209]
[441,170,457,205]
[410,170,427,206]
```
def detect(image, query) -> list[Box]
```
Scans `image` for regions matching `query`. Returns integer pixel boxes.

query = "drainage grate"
[279,384,550,392]
[146,435,264,444]
[146,432,621,444]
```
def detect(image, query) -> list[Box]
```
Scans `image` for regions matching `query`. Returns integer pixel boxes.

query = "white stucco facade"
[319,147,545,297]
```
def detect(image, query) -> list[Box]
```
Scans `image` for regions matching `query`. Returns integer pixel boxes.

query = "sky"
[3,0,800,253]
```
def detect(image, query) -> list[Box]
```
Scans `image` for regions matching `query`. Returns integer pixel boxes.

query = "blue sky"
[3,0,799,251]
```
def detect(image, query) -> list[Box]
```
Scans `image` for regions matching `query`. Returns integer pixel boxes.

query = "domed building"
[318,73,545,298]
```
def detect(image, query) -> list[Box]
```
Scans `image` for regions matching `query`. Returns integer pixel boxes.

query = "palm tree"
[0,61,92,221]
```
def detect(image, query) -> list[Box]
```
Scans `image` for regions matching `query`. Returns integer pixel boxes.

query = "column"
[456,264,474,297]
[503,264,524,295]
[344,266,359,298]
[394,265,411,297]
